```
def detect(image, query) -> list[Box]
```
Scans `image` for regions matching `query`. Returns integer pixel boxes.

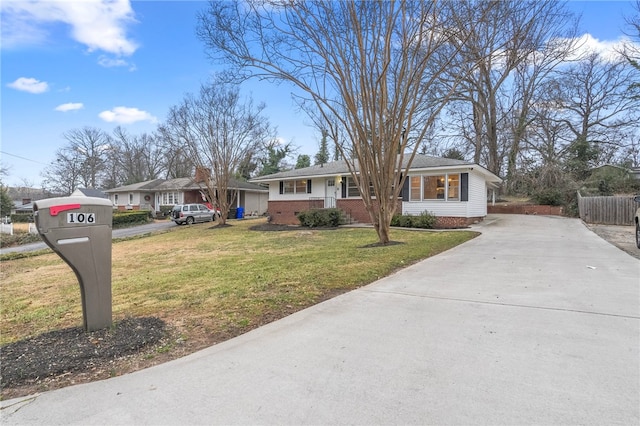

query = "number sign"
[67,212,96,224]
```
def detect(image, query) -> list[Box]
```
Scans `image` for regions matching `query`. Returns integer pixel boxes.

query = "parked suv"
[634,195,640,249]
[171,204,215,225]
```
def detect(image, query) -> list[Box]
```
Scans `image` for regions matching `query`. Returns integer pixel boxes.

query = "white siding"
[467,172,488,217]
[403,200,468,217]
[401,170,489,218]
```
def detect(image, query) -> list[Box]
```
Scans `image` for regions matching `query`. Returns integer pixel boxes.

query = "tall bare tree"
[109,127,166,186]
[197,0,477,244]
[42,127,111,193]
[162,81,272,224]
[444,0,577,180]
[547,52,640,179]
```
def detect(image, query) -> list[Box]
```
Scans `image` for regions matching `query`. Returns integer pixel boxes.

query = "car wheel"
[186,216,195,225]
[636,222,640,249]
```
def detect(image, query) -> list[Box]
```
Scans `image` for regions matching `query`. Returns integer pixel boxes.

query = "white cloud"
[55,102,84,112]
[7,77,49,94]
[99,106,157,124]
[568,34,637,62]
[1,0,138,56]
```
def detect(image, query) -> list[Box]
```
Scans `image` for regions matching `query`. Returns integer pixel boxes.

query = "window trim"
[408,172,463,202]
[279,179,312,194]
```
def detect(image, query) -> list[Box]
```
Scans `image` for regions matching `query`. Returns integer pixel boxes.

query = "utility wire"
[0,151,49,165]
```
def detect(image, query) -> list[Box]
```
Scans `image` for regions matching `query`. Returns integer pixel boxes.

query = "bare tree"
[42,147,86,195]
[109,127,166,186]
[42,127,111,193]
[547,53,640,179]
[443,0,577,180]
[163,81,273,224]
[197,0,477,244]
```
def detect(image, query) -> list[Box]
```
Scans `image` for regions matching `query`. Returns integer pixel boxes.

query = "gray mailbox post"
[34,196,113,332]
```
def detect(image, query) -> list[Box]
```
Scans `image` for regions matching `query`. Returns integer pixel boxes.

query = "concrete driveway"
[2,214,638,425]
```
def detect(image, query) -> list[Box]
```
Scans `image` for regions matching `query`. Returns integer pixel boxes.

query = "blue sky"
[1,0,637,188]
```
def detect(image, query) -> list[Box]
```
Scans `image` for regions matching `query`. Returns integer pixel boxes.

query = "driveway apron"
[2,214,639,425]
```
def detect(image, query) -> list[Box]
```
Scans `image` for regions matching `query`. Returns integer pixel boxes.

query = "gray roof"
[104,179,164,193]
[104,177,267,193]
[250,154,501,183]
[72,188,109,198]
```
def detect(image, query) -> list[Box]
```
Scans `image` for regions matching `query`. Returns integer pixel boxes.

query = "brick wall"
[268,200,315,225]
[268,198,403,225]
[488,204,564,216]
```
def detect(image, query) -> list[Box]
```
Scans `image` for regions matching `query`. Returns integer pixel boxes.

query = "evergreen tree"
[296,155,311,169]
[314,130,330,165]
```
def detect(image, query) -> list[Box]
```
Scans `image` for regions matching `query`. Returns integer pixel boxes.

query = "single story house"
[250,154,502,227]
[104,177,269,216]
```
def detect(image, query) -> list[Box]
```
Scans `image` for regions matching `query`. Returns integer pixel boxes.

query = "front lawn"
[0,218,478,397]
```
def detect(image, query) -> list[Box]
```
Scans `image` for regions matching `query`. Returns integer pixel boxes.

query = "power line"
[0,151,50,166]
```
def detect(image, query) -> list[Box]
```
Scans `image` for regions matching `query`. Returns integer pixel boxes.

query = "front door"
[325,179,337,208]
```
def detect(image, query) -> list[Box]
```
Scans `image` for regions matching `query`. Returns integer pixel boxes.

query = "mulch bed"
[1,317,166,391]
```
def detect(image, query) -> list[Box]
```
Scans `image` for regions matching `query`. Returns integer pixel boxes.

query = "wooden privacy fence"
[577,192,640,225]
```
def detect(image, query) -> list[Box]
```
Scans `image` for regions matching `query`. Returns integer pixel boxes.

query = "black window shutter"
[279,181,284,194]
[402,175,409,201]
[307,180,312,193]
[461,173,469,201]
[341,178,347,198]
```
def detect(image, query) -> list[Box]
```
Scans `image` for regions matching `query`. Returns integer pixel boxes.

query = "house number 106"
[67,212,96,224]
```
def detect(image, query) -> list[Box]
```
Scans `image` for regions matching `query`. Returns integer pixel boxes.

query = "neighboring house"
[104,177,269,216]
[250,154,502,227]
[71,188,109,199]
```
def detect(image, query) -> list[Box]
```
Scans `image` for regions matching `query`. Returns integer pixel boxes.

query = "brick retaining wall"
[487,204,564,216]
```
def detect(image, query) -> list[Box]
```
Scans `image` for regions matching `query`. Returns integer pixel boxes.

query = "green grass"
[0,218,478,345]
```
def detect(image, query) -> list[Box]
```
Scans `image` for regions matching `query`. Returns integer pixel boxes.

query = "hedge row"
[10,210,152,227]
[112,211,153,227]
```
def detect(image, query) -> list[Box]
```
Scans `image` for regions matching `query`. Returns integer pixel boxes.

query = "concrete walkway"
[2,214,639,425]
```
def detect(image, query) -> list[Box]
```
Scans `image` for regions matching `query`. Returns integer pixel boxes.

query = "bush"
[531,188,564,206]
[391,211,437,229]
[10,213,33,223]
[113,211,152,228]
[297,208,345,228]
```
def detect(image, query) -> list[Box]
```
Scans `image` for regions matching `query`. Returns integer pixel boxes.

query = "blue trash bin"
[236,207,244,219]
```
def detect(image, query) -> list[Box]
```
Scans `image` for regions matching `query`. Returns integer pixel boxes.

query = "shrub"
[297,208,345,228]
[10,213,33,223]
[113,211,152,228]
[531,188,564,206]
[391,211,437,229]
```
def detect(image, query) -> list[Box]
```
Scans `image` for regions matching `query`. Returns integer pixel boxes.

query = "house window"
[162,192,180,205]
[295,179,308,194]
[282,181,295,194]
[347,178,360,197]
[409,173,460,201]
[129,193,134,204]
[448,174,460,200]
[280,180,311,194]
[347,177,376,198]
[410,176,421,201]
[423,176,445,200]
[114,194,119,204]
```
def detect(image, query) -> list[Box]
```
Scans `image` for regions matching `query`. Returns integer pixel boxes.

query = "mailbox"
[33,196,113,331]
